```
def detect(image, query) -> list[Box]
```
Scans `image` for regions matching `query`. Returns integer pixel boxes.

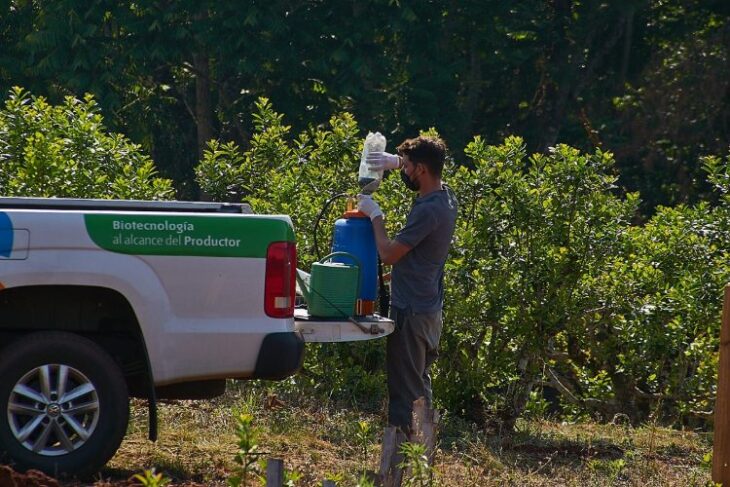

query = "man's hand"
[366,151,401,172]
[357,194,384,221]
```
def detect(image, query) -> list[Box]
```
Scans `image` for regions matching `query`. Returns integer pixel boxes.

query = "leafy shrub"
[439,138,638,429]
[399,442,436,487]
[229,413,263,487]
[133,469,171,487]
[193,98,730,430]
[0,87,173,199]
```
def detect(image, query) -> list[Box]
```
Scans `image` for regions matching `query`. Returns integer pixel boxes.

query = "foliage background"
[1,0,728,208]
[195,99,730,430]
[1,0,730,431]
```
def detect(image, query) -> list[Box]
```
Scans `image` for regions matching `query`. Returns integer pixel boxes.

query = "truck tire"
[0,332,129,476]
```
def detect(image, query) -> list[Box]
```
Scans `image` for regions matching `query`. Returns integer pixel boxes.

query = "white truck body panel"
[0,209,295,384]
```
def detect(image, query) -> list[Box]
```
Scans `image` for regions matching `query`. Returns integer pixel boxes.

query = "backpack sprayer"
[297,132,390,329]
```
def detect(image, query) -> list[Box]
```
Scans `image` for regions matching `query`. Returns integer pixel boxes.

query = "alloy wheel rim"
[7,364,100,456]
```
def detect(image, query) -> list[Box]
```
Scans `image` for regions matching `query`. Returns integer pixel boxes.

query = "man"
[357,135,458,431]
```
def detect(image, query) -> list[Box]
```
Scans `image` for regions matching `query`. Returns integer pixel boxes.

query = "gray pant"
[387,307,443,429]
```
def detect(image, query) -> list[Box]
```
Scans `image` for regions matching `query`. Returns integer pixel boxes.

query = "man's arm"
[370,215,411,265]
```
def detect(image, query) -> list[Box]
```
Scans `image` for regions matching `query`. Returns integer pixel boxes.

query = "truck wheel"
[0,332,130,476]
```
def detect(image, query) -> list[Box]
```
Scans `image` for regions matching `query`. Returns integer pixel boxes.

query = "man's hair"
[396,136,447,177]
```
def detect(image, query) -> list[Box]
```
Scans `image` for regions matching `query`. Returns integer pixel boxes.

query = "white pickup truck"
[0,197,392,475]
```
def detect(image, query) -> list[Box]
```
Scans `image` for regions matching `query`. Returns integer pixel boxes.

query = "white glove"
[357,194,383,221]
[366,151,401,172]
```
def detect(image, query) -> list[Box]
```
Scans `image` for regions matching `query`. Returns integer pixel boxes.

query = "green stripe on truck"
[84,214,294,257]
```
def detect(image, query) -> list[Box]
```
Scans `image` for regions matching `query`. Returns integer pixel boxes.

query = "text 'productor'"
[184,235,241,247]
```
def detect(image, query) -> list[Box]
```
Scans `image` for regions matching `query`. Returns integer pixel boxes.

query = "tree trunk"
[194,50,214,161]
[498,351,539,436]
[218,80,250,146]
[537,0,573,151]
[620,5,635,84]
[538,3,627,150]
[459,33,483,141]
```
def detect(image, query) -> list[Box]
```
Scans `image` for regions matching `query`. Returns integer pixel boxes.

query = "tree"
[2,1,727,210]
[438,137,638,432]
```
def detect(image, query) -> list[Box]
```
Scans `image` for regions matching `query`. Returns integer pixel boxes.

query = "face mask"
[400,167,420,191]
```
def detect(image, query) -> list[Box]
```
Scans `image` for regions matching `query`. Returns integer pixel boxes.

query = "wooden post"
[266,458,284,487]
[411,397,440,465]
[379,397,440,487]
[379,426,407,487]
[713,284,730,484]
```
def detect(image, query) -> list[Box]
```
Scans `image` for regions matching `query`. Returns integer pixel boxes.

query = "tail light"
[264,241,297,318]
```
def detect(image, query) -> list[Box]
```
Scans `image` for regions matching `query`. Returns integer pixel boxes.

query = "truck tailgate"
[293,308,394,343]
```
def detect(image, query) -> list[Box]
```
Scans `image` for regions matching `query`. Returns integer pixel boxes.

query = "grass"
[62,382,714,486]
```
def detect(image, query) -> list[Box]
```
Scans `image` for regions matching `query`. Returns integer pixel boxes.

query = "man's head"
[396,136,447,178]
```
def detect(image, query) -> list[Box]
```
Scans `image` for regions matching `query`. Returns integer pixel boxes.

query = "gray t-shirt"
[391,186,458,313]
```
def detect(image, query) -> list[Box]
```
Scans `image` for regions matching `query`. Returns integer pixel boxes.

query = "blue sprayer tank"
[331,209,377,315]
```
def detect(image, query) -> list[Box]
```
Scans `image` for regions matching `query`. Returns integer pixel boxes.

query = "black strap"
[378,256,390,317]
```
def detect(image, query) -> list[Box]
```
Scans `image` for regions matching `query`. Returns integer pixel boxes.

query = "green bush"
[193,98,730,429]
[0,87,173,200]
[439,138,638,429]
